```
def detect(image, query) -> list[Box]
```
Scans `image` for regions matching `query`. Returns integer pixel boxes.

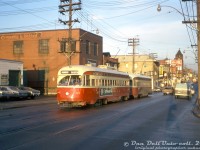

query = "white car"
[0,86,19,100]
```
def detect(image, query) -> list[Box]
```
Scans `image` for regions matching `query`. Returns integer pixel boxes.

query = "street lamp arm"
[157,4,192,17]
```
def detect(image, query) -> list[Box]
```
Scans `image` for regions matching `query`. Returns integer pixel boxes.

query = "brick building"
[103,52,118,69]
[0,28,103,94]
[158,50,184,87]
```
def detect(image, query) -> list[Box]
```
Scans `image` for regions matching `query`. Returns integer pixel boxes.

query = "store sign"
[0,74,8,85]
[100,88,112,96]
[0,32,42,40]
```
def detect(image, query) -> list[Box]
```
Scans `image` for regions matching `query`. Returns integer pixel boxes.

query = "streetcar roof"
[58,65,129,76]
[128,73,151,79]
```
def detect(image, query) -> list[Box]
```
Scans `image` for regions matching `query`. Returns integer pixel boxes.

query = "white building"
[0,59,23,86]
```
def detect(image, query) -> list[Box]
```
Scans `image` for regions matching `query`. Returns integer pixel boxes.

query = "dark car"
[9,86,30,99]
[154,86,161,92]
[18,86,40,99]
[162,86,174,95]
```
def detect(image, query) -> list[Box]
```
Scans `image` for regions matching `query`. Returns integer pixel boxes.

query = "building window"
[86,40,90,54]
[60,38,67,52]
[71,40,76,52]
[94,42,98,56]
[39,39,49,54]
[60,38,76,52]
[13,41,23,54]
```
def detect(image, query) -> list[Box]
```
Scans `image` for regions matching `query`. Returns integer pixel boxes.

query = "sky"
[0,0,198,71]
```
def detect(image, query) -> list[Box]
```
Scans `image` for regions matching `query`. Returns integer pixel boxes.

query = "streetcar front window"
[58,75,82,86]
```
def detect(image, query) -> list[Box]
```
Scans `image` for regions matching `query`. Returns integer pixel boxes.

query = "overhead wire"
[77,0,171,41]
[0,0,197,57]
[0,6,57,16]
[186,1,197,45]
[0,0,49,7]
[179,0,197,60]
[179,0,194,44]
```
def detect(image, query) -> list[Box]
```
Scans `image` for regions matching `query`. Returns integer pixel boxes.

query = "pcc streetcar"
[129,74,152,98]
[57,65,130,107]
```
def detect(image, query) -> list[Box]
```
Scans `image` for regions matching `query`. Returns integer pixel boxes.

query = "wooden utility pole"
[186,0,200,117]
[128,38,139,73]
[197,0,200,106]
[58,0,81,65]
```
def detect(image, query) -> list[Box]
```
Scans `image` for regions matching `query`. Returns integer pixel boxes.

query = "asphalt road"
[0,93,200,150]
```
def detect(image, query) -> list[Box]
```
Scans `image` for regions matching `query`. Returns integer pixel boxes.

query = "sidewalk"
[0,96,56,110]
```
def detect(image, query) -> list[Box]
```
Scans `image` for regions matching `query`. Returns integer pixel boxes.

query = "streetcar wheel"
[124,96,128,101]
[95,99,103,106]
[103,99,108,105]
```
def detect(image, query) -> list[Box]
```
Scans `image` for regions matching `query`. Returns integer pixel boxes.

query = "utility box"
[0,59,23,86]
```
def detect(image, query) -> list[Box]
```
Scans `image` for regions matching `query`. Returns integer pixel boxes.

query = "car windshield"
[176,83,187,88]
[58,75,82,86]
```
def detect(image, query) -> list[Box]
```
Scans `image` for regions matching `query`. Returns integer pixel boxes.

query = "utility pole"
[194,0,200,117]
[197,0,200,108]
[58,0,81,65]
[187,0,200,117]
[128,38,139,73]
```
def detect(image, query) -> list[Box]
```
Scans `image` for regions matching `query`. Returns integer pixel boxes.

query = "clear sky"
[0,0,198,71]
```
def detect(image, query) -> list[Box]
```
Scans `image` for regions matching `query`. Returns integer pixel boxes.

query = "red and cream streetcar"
[129,74,152,98]
[57,65,130,107]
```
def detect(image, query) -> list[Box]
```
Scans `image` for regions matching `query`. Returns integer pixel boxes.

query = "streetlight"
[157,4,184,16]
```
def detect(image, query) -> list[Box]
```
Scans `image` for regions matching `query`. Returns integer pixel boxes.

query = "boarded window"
[86,40,90,54]
[13,41,23,54]
[94,43,98,56]
[39,39,49,54]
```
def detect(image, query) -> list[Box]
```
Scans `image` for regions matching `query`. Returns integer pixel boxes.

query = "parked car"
[9,86,30,99]
[0,86,19,100]
[154,86,161,92]
[18,86,40,99]
[174,83,192,100]
[162,86,174,95]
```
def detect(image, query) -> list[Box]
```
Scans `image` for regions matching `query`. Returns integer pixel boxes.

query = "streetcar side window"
[114,80,116,86]
[95,79,98,86]
[98,79,102,86]
[105,79,108,86]
[92,79,95,86]
[102,79,104,86]
[86,75,90,86]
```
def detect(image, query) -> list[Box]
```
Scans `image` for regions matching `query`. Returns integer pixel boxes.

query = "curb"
[0,96,56,110]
